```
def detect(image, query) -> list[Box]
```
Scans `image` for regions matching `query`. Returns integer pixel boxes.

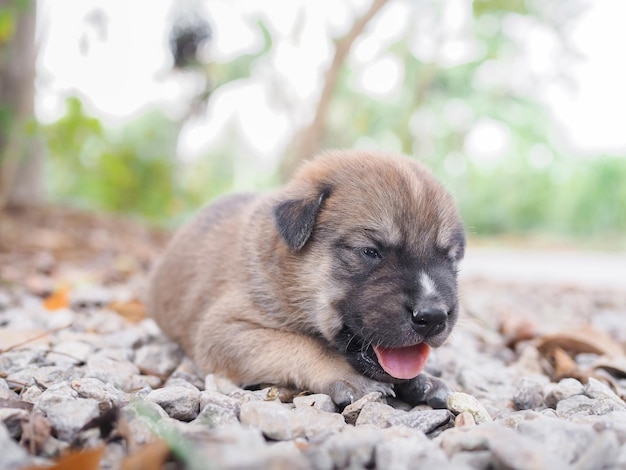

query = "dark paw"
[395,373,452,409]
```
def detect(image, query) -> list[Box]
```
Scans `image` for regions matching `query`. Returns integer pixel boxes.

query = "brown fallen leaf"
[548,346,581,381]
[498,314,537,349]
[20,412,52,455]
[24,446,104,470]
[43,285,71,311]
[536,325,624,359]
[108,299,146,323]
[594,357,626,379]
[121,439,171,470]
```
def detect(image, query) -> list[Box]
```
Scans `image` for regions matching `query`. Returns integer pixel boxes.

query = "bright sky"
[36,0,626,165]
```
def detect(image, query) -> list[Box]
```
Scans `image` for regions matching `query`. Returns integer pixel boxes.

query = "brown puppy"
[147,150,465,406]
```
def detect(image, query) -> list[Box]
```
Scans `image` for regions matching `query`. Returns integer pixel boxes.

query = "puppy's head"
[273,150,465,382]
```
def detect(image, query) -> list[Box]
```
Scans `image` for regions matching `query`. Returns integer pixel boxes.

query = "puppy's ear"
[273,186,331,252]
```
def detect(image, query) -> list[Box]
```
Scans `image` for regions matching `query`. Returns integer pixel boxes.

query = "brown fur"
[147,150,464,404]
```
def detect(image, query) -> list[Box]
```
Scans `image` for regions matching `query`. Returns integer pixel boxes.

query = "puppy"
[147,150,465,407]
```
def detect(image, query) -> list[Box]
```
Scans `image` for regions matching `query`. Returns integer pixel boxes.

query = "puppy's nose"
[411,307,447,337]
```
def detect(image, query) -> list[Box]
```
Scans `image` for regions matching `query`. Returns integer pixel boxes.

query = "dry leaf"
[498,314,537,349]
[594,357,626,379]
[20,412,52,455]
[549,346,580,381]
[43,285,70,311]
[536,326,624,358]
[108,299,146,323]
[121,439,171,470]
[24,446,104,470]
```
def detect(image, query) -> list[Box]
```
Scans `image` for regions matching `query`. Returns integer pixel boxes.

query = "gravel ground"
[1,208,626,469]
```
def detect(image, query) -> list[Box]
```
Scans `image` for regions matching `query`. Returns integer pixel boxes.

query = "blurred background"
[1,0,625,249]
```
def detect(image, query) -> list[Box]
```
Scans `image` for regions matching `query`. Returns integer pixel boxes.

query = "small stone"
[35,383,100,442]
[574,431,622,470]
[0,379,19,400]
[194,391,241,428]
[86,353,145,392]
[342,392,384,425]
[556,395,595,419]
[49,340,94,366]
[585,378,626,405]
[446,392,492,423]
[70,378,129,412]
[169,357,204,390]
[517,416,597,464]
[387,409,454,434]
[292,407,346,440]
[164,378,200,391]
[375,436,449,469]
[450,450,493,469]
[70,285,111,309]
[240,401,298,440]
[513,376,547,410]
[544,378,585,408]
[134,342,184,377]
[354,402,397,428]
[303,425,383,469]
[7,365,82,390]
[145,386,201,421]
[0,350,44,375]
[591,398,626,415]
[293,394,336,413]
[455,411,476,427]
[20,386,43,404]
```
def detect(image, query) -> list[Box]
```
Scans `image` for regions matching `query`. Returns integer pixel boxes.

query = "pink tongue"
[373,343,430,379]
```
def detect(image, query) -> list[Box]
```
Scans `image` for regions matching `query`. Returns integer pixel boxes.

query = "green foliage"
[43,97,179,222]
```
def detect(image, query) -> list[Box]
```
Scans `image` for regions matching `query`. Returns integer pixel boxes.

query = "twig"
[281,0,391,178]
[0,322,72,354]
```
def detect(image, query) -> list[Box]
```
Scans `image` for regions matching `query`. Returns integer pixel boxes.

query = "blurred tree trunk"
[0,1,42,209]
[279,0,390,181]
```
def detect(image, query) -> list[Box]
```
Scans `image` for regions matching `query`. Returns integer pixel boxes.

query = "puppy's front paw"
[395,373,452,409]
[328,377,395,408]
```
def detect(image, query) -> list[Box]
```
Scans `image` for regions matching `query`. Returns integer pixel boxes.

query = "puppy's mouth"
[371,343,430,380]
[336,326,431,381]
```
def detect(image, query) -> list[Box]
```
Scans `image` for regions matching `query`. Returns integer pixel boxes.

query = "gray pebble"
[513,376,548,410]
[70,378,129,412]
[544,378,585,408]
[293,393,336,413]
[375,436,451,470]
[556,395,595,419]
[354,401,397,428]
[516,416,597,464]
[342,392,384,425]
[85,353,144,392]
[145,386,201,421]
[303,425,383,470]
[35,383,100,441]
[585,378,626,405]
[388,409,454,434]
[134,342,184,376]
[572,431,622,470]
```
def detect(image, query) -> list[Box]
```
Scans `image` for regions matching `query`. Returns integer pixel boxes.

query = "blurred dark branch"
[280,0,390,180]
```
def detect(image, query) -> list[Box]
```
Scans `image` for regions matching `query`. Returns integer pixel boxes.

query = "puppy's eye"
[362,247,381,260]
